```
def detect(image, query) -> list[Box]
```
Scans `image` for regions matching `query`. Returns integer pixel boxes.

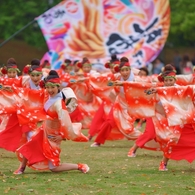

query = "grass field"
[0,130,195,195]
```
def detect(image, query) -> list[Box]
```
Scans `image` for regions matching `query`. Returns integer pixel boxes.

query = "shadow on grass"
[136,153,162,158]
[170,167,195,173]
[100,145,130,149]
[0,156,16,159]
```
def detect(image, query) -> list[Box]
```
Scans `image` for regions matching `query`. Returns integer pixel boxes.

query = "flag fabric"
[36,0,170,69]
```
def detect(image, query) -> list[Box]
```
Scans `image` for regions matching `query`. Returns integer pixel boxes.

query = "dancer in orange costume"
[11,70,89,174]
[90,60,142,147]
[123,65,195,171]
[0,59,44,152]
[68,58,101,129]
[88,55,120,140]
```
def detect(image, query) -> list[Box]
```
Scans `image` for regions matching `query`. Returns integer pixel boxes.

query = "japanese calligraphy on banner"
[36,0,170,69]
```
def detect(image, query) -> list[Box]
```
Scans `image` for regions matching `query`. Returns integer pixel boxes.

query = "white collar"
[29,79,40,90]
[44,92,63,111]
[120,71,134,93]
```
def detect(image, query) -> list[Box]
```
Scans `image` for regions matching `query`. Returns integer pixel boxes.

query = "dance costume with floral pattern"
[124,82,195,162]
[0,85,88,170]
[88,72,124,140]
[68,72,102,129]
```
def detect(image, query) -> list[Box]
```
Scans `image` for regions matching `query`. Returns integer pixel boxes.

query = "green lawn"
[0,132,195,195]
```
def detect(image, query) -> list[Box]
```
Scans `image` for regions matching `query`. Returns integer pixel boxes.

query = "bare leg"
[50,163,78,172]
[51,163,90,173]
[128,143,139,157]
[13,157,27,174]
[159,156,169,171]
[136,119,143,129]
[21,157,28,168]
[162,156,169,165]
[14,131,33,174]
[131,143,139,153]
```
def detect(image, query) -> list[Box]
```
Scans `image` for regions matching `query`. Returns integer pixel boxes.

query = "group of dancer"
[0,55,195,174]
[0,58,89,174]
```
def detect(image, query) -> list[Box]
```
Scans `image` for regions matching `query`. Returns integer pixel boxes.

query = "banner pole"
[0,20,36,48]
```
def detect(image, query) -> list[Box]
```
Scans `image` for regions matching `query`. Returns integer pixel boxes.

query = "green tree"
[168,0,195,46]
[0,0,61,48]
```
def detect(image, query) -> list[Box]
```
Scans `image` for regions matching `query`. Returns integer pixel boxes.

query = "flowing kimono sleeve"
[0,87,19,114]
[157,85,195,126]
[0,77,23,87]
[123,82,160,118]
[15,87,49,126]
[176,74,194,86]
[89,73,117,102]
[61,87,78,113]
[53,99,88,142]
[0,86,49,125]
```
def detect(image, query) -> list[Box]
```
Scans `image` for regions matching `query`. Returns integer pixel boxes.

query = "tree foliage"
[0,0,61,49]
[168,0,195,46]
[0,0,195,48]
